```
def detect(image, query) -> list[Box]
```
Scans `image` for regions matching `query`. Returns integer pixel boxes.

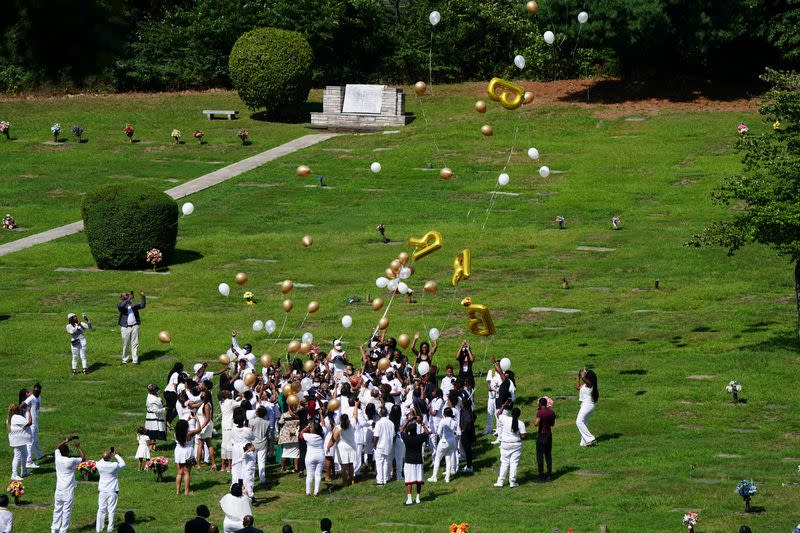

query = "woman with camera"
[575,367,599,447]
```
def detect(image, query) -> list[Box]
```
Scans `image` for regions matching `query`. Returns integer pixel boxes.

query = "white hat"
[193,363,203,372]
[67,313,76,319]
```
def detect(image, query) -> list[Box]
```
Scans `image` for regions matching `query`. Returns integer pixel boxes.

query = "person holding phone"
[575,367,599,447]
[95,447,125,532]
[52,435,84,533]
[66,313,92,375]
[400,414,430,505]
[117,290,145,364]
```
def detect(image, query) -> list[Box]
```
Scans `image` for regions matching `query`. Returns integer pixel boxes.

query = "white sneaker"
[491,439,500,445]
[26,463,40,469]
[10,475,22,481]
[427,476,437,483]
[444,476,450,484]
[494,481,503,487]
[405,498,413,506]
[415,495,421,504]
[509,482,519,488]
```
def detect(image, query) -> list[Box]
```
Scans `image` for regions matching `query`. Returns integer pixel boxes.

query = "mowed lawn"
[1,84,799,532]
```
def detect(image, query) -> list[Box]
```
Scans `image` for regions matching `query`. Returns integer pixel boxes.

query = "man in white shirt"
[440,366,456,399]
[372,409,395,485]
[51,436,83,533]
[24,383,44,468]
[230,331,256,369]
[383,371,403,405]
[95,449,125,532]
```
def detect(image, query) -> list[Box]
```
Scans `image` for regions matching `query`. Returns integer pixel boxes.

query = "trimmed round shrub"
[229,27,313,115]
[82,183,178,270]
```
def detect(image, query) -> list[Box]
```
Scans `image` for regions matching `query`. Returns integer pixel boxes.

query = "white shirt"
[0,508,11,533]
[54,449,81,492]
[126,306,136,326]
[486,370,502,398]
[437,416,458,444]
[24,395,41,427]
[7,414,31,447]
[498,413,526,444]
[96,454,125,492]
[579,385,594,404]
[165,372,180,393]
[219,493,251,523]
[373,417,395,455]
[220,399,236,431]
[440,376,456,398]
[387,379,403,404]
[66,322,89,342]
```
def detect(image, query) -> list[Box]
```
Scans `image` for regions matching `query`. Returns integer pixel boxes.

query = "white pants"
[392,437,405,481]
[96,491,118,532]
[485,396,497,433]
[497,442,522,485]
[71,339,88,370]
[354,443,364,475]
[11,445,28,478]
[120,325,139,363]
[576,402,596,445]
[28,425,43,463]
[430,439,454,480]
[51,488,75,533]
[223,517,244,533]
[305,453,324,494]
[374,451,392,484]
[257,447,268,483]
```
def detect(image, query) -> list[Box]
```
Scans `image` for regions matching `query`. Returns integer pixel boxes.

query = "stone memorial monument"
[310,84,412,128]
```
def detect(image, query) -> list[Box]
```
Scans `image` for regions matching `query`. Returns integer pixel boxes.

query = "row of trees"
[1,0,800,93]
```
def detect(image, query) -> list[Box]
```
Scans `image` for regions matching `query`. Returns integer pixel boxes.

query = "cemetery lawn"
[1,83,799,532]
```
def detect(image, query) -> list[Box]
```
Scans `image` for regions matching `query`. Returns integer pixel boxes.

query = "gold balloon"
[260,354,272,367]
[327,398,340,411]
[307,300,320,313]
[451,248,472,286]
[244,373,257,387]
[301,235,313,248]
[398,333,411,349]
[286,394,300,407]
[466,303,496,336]
[439,167,454,180]
[424,280,438,294]
[377,357,391,371]
[372,298,384,311]
[303,359,316,373]
[235,272,248,285]
[390,259,402,273]
[398,252,409,265]
[408,231,443,261]
[523,91,535,105]
[300,342,311,354]
[288,340,301,353]
[158,331,171,343]
[291,380,302,393]
[282,299,294,312]
[480,125,493,137]
[281,280,294,294]
[475,100,487,113]
[219,353,231,366]
[384,268,396,280]
[526,0,539,14]
[414,81,427,97]
[378,316,389,330]
[487,77,524,110]
[282,382,293,396]
[296,165,311,177]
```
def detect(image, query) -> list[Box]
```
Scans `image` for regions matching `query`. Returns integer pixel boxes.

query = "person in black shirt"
[400,415,430,505]
[534,397,556,481]
[455,341,475,388]
[184,504,211,533]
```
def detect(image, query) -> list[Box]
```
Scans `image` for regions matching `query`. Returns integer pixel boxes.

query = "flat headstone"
[139,270,170,275]
[730,428,757,433]
[542,327,565,331]
[342,84,385,114]
[304,185,334,188]
[634,309,655,313]
[382,130,400,135]
[716,453,742,459]
[625,117,646,122]
[669,508,702,513]
[692,478,722,484]
[588,287,611,292]
[373,147,391,152]
[236,182,280,188]
[55,267,100,272]
[490,191,520,196]
[276,282,314,288]
[245,258,278,263]
[687,374,717,380]
[121,412,140,417]
[529,307,582,313]
[577,470,608,476]
[576,246,616,252]
[678,424,705,430]
[781,457,800,462]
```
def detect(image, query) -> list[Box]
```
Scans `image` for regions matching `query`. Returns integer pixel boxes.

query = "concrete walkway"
[0,133,338,257]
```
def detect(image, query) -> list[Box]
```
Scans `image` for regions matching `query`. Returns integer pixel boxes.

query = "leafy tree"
[688,69,800,339]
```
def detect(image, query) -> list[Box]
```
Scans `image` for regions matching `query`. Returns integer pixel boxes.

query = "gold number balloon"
[158,331,171,343]
[451,249,472,286]
[398,333,411,349]
[281,280,294,294]
[466,303,496,336]
[282,299,294,312]
[219,353,231,366]
[408,230,443,261]
[307,301,320,313]
[260,354,272,367]
[487,77,524,110]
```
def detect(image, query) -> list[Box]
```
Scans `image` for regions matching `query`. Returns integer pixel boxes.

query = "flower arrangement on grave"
[237,128,249,144]
[193,129,204,143]
[72,125,84,142]
[146,248,163,271]
[726,380,742,403]
[243,291,255,305]
[682,512,699,532]
[2,214,17,230]
[6,480,23,504]
[0,121,10,139]
[736,479,757,513]
[51,122,61,141]
[449,523,469,533]
[171,129,182,144]
[78,460,97,480]
[123,124,135,142]
[737,123,749,134]
[144,456,169,481]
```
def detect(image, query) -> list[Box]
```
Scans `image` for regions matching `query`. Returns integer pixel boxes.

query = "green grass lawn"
[1,84,799,532]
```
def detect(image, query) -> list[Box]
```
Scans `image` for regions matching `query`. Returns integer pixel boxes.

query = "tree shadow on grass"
[170,249,204,267]
[191,477,227,491]
[738,332,798,353]
[0,314,9,322]
[558,77,762,105]
[619,369,647,375]
[249,102,323,124]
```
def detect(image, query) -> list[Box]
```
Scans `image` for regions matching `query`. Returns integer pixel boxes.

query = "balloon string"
[268,313,289,349]
[438,286,459,336]
[415,95,444,166]
[296,311,310,335]
[428,29,434,93]
[419,288,427,333]
[481,121,520,231]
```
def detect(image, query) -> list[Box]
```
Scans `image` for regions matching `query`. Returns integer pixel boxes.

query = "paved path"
[0,133,338,257]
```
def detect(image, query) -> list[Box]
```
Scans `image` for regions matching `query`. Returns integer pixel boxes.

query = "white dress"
[197,403,213,439]
[135,434,150,460]
[174,438,194,465]
[335,425,357,464]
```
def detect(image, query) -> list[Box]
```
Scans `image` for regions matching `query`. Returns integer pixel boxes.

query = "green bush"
[82,183,179,270]
[228,27,313,115]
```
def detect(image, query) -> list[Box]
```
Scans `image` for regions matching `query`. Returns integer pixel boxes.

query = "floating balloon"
[398,252,410,265]
[481,125,493,137]
[299,342,311,354]
[466,303,496,336]
[577,11,589,23]
[439,167,454,180]
[390,259,402,273]
[327,398,341,411]
[265,320,276,334]
[418,361,431,376]
[219,353,231,366]
[398,333,411,349]
[378,317,389,330]
[498,173,510,186]
[452,249,472,286]
[429,10,441,26]
[397,267,410,280]
[301,332,314,344]
[376,276,389,288]
[372,298,384,311]
[297,165,311,177]
[387,278,399,292]
[527,147,540,160]
[370,162,382,173]
[513,55,525,70]
[500,357,511,371]
[281,280,294,294]
[424,280,438,293]
[303,358,316,373]
[282,299,293,312]
[286,394,300,407]
[301,235,313,248]
[523,91,534,105]
[291,381,302,393]
[158,331,171,343]
[475,100,487,113]
[282,382,294,396]
[429,328,440,341]
[488,77,524,111]
[301,377,313,391]
[543,31,555,45]
[539,166,551,178]
[181,202,194,216]
[288,340,301,353]
[341,315,353,328]
[307,301,320,313]
[385,267,396,280]
[260,354,272,367]
[414,81,427,97]
[408,230,443,261]
[526,0,539,14]
[234,379,247,393]
[244,373,257,387]
[252,320,264,332]
[377,357,391,371]
[397,282,409,294]
[218,283,230,297]
[235,272,248,285]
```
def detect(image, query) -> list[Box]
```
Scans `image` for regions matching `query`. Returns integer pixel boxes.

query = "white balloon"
[498,173,510,186]
[577,11,589,23]
[397,282,409,294]
[387,278,399,291]
[252,320,264,332]
[341,315,353,328]
[370,162,382,173]
[265,320,277,334]
[376,277,389,288]
[429,10,441,26]
[500,357,511,371]
[527,147,540,160]
[429,328,440,341]
[181,202,194,216]
[233,379,247,393]
[539,165,551,178]
[418,361,430,376]
[218,283,230,297]
[301,332,314,344]
[513,55,525,70]
[301,377,313,391]
[544,31,555,45]
[398,267,412,280]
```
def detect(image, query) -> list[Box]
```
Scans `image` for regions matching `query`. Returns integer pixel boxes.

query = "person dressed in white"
[220,483,251,533]
[372,408,394,485]
[239,444,257,498]
[484,367,501,435]
[145,384,166,442]
[51,436,83,533]
[494,402,526,487]
[219,390,235,472]
[66,313,92,375]
[24,384,43,468]
[576,367,599,447]
[230,330,256,369]
[95,449,125,533]
[428,407,458,483]
[230,408,254,488]
[326,407,358,486]
[300,419,326,496]
[174,418,201,495]
[249,406,270,485]
[6,403,32,481]
[117,291,145,364]
[0,494,11,533]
